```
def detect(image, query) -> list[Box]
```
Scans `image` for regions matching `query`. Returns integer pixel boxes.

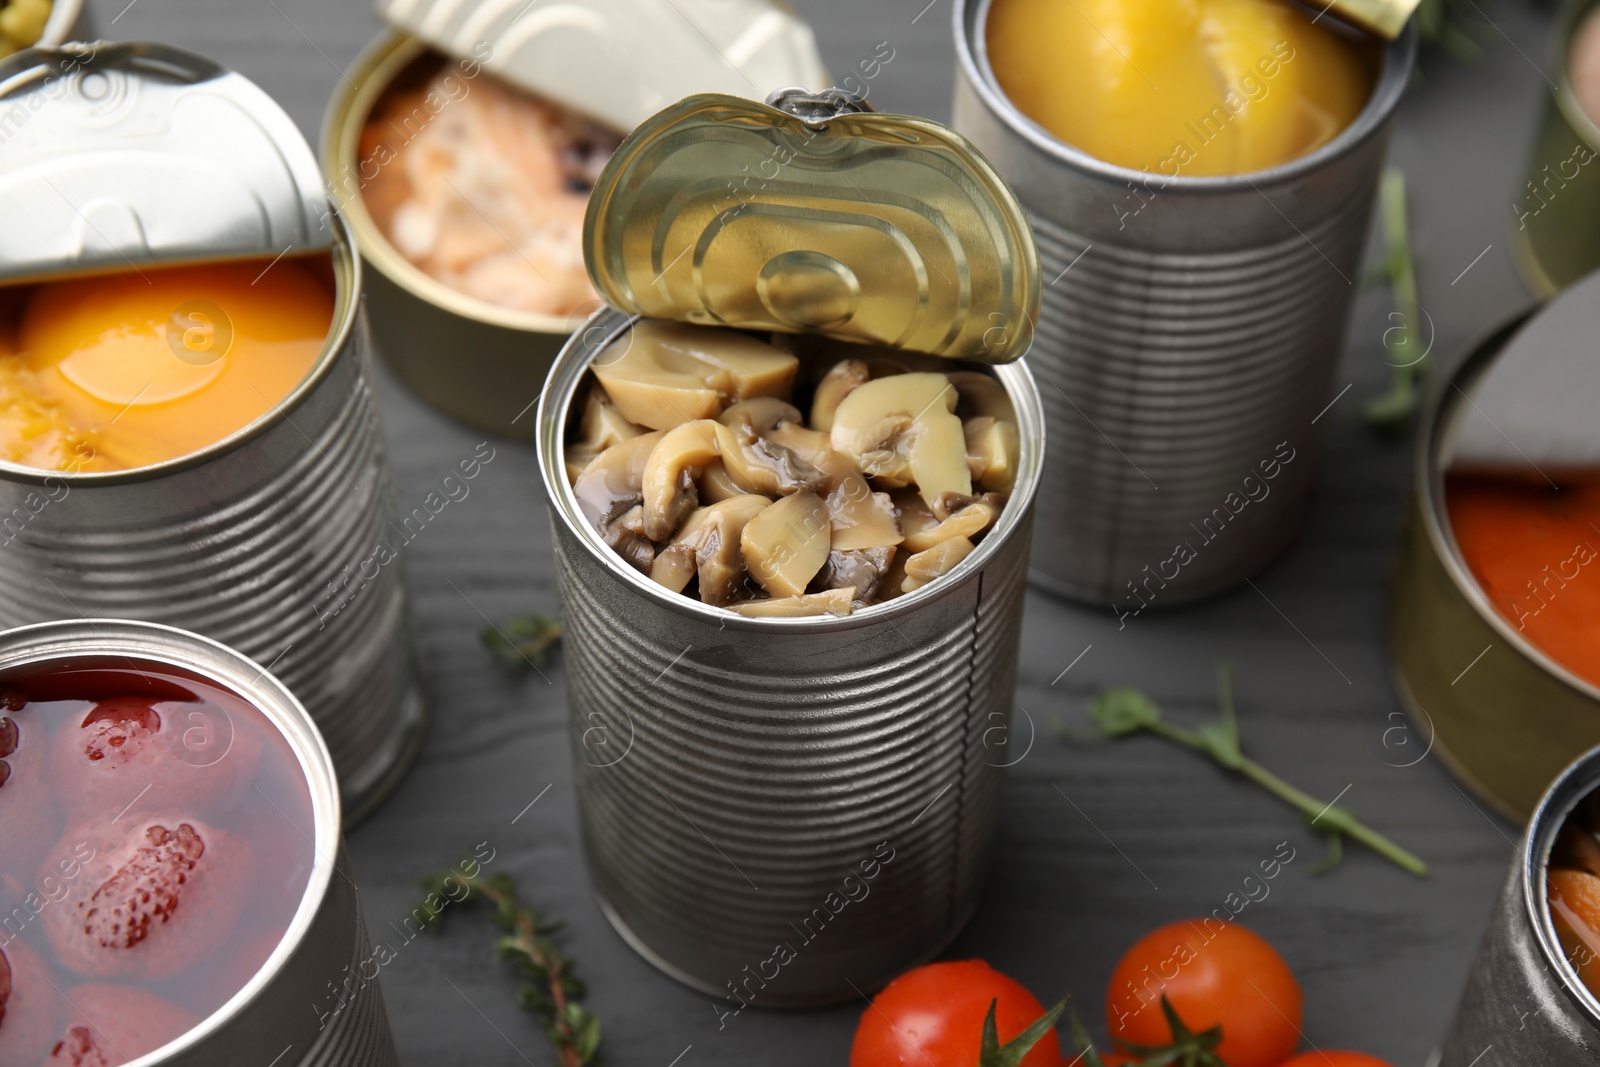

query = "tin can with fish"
[320,0,828,439]
[1434,743,1600,1064]
[0,42,426,823]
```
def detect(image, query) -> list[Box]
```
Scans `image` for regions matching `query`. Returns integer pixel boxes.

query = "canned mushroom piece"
[320,0,828,439]
[0,43,426,823]
[0,618,396,1067]
[538,88,1044,1003]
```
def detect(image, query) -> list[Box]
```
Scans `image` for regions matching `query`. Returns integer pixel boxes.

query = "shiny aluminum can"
[952,0,1416,606]
[0,43,427,823]
[1435,744,1600,1064]
[538,308,1042,1006]
[0,617,398,1067]
[1511,0,1600,297]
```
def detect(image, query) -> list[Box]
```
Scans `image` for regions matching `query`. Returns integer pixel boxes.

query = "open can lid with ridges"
[582,89,1041,364]
[0,41,331,284]
[374,0,830,133]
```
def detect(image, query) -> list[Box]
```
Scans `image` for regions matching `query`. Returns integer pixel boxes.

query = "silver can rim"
[535,309,1046,632]
[0,617,342,1065]
[1411,310,1600,704]
[0,210,364,489]
[953,0,1419,191]
[1548,0,1600,153]
[1523,742,1600,1024]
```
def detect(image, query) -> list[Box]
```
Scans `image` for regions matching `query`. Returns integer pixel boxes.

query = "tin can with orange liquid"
[0,43,427,823]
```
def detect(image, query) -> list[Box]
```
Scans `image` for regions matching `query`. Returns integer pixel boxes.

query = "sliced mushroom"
[566,387,649,483]
[810,358,869,432]
[930,490,1007,522]
[831,372,972,506]
[719,397,802,432]
[649,494,769,603]
[640,421,722,542]
[946,371,1015,422]
[730,587,854,618]
[964,416,1021,495]
[698,460,748,503]
[898,491,1001,553]
[814,546,896,599]
[762,422,903,551]
[592,321,798,431]
[717,420,828,498]
[901,536,975,593]
[609,504,656,571]
[741,491,831,598]
[573,431,666,534]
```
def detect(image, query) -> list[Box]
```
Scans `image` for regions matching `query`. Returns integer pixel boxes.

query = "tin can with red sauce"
[1390,269,1600,820]
[0,42,426,823]
[0,618,397,1067]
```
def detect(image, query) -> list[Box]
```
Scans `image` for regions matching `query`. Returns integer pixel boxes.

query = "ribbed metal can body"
[538,312,1042,1006]
[1511,0,1600,298]
[0,218,426,823]
[952,0,1416,606]
[1436,745,1600,1064]
[0,619,399,1067]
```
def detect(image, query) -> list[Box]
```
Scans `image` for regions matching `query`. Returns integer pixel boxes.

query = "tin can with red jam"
[0,42,425,823]
[320,0,828,439]
[1390,269,1600,820]
[537,87,1044,1005]
[0,618,397,1066]
[1435,744,1600,1063]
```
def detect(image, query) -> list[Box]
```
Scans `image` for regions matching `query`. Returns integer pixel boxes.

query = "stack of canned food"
[2,0,1600,1060]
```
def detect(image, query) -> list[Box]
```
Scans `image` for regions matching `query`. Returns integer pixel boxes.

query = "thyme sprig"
[1062,665,1429,879]
[481,611,564,669]
[1364,167,1432,433]
[417,866,600,1066]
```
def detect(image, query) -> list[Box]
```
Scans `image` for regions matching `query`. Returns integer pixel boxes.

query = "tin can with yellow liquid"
[0,43,426,823]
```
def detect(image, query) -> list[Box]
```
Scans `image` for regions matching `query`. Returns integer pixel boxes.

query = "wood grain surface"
[87,0,1554,1061]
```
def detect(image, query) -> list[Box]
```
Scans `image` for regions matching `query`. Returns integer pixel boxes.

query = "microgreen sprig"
[1063,665,1429,878]
[417,865,600,1066]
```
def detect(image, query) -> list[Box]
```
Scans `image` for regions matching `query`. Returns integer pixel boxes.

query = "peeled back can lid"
[582,88,1041,364]
[0,41,332,284]
[374,0,830,133]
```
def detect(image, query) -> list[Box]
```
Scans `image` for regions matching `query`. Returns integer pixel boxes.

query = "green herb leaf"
[1089,688,1163,736]
[481,612,563,670]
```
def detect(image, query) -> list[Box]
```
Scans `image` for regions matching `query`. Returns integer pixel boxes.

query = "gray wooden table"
[93,0,1554,1062]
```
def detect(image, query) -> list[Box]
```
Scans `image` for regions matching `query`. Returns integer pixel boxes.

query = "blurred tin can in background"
[538,89,1043,1004]
[321,0,828,440]
[952,0,1416,606]
[1511,0,1600,296]
[1435,743,1600,1064]
[0,43,426,823]
[1391,272,1600,820]
[0,618,399,1066]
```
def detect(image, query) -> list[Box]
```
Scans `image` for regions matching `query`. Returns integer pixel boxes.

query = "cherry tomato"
[1105,920,1302,1067]
[849,959,1059,1067]
[1275,1054,1395,1067]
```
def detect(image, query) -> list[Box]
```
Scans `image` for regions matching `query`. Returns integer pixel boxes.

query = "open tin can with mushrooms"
[320,0,827,439]
[536,87,1044,1005]
[1390,270,1600,820]
[0,43,426,823]
[1435,742,1600,1063]
[0,618,396,1066]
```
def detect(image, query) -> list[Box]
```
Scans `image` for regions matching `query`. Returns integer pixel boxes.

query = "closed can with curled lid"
[535,88,1044,1005]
